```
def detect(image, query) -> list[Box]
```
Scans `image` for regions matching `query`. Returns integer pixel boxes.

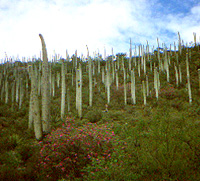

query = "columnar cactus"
[56,72,60,88]
[129,38,132,71]
[49,63,52,96]
[193,32,196,47]
[154,67,159,100]
[186,53,192,104]
[28,63,34,130]
[74,50,78,70]
[138,55,141,77]
[61,59,66,120]
[164,56,170,82]
[105,70,111,104]
[131,69,136,104]
[124,69,127,105]
[11,82,15,110]
[52,73,55,97]
[5,77,8,104]
[116,70,119,90]
[102,67,105,83]
[32,64,43,140]
[98,56,100,74]
[39,34,51,134]
[19,77,24,109]
[178,32,182,55]
[142,80,146,105]
[179,65,182,84]
[16,74,19,103]
[88,48,93,107]
[71,69,74,86]
[67,88,70,112]
[76,64,82,118]
[146,75,149,97]
[174,63,179,87]
[157,38,161,70]
[143,54,146,75]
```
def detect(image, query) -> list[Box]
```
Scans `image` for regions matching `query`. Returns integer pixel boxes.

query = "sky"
[0,0,200,61]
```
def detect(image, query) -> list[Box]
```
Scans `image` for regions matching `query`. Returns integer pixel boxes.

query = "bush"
[84,109,102,123]
[35,117,117,180]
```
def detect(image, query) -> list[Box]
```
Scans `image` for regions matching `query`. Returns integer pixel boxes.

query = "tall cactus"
[19,77,24,109]
[157,38,161,70]
[105,70,111,104]
[5,77,8,104]
[154,67,159,101]
[76,64,82,118]
[39,34,51,134]
[178,32,182,55]
[193,32,196,47]
[146,75,149,97]
[16,73,19,103]
[124,69,127,105]
[142,80,146,105]
[129,38,132,71]
[87,47,93,107]
[102,67,105,83]
[186,53,192,104]
[174,63,179,87]
[131,69,136,104]
[67,88,70,112]
[179,65,182,84]
[61,59,66,119]
[31,64,43,140]
[116,70,119,90]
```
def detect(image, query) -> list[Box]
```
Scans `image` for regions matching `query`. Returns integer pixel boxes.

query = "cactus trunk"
[39,34,51,134]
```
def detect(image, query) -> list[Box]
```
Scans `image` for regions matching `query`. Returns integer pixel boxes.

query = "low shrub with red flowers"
[35,117,117,180]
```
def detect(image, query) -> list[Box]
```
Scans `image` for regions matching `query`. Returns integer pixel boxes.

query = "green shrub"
[84,109,102,123]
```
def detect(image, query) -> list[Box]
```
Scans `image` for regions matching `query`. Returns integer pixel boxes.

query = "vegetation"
[0,34,200,180]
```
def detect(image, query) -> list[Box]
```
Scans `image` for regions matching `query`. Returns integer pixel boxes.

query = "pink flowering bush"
[35,117,117,180]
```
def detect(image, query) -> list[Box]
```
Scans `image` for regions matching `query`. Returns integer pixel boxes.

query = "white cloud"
[0,0,199,60]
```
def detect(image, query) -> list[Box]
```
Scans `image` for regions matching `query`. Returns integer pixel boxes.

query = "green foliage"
[84,108,102,123]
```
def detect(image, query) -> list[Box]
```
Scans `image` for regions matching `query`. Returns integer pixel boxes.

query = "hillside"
[0,43,199,181]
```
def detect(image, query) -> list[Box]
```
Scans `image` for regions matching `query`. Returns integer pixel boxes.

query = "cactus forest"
[0,33,200,180]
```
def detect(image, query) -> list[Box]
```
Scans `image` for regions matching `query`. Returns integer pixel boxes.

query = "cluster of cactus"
[0,32,199,140]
